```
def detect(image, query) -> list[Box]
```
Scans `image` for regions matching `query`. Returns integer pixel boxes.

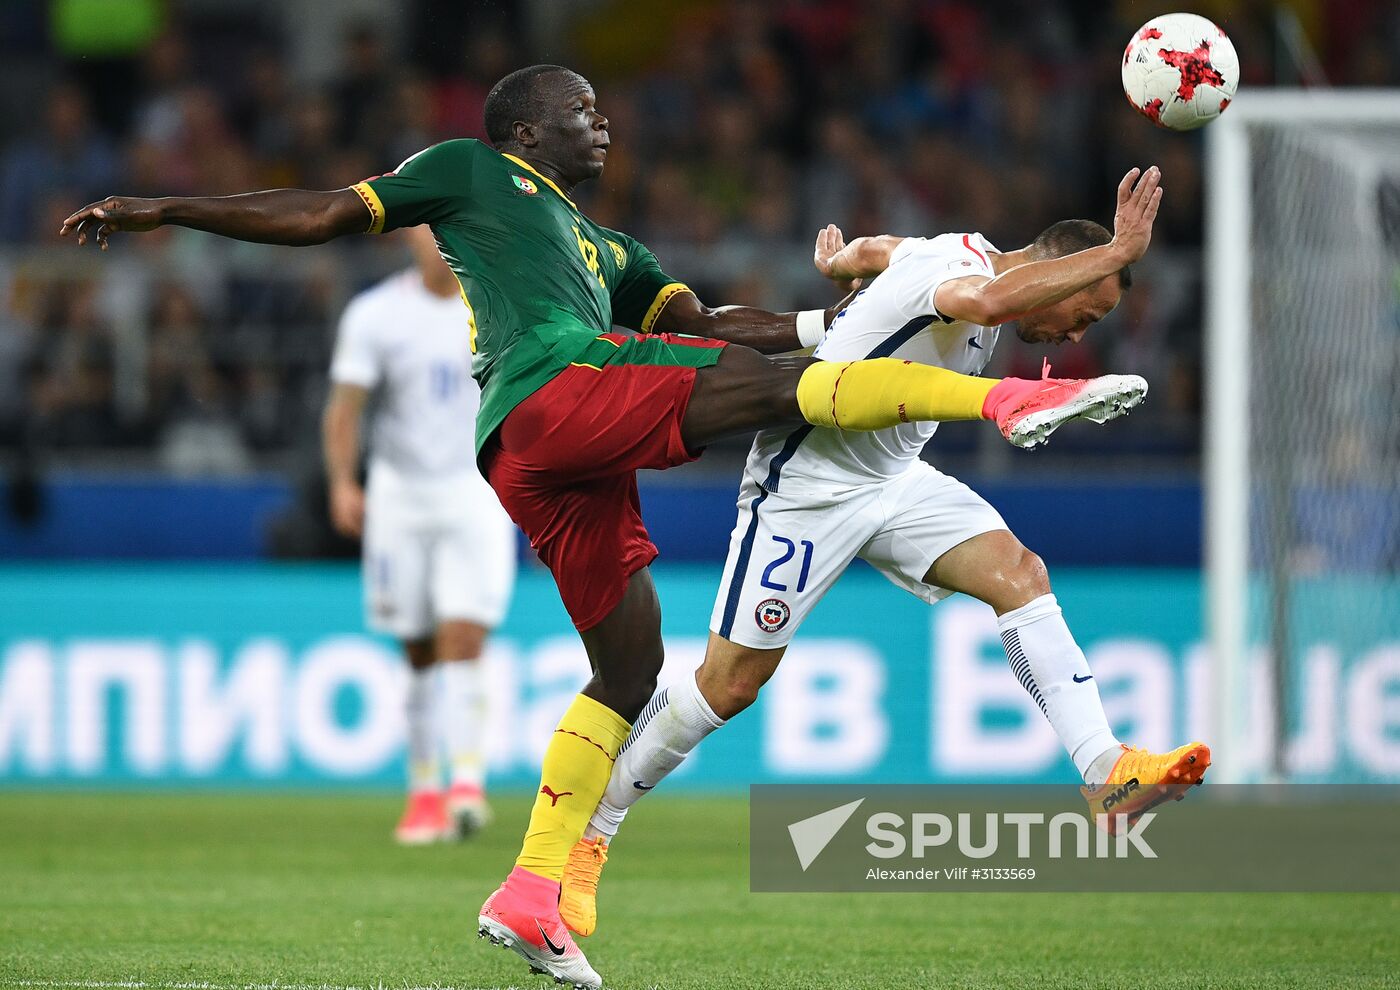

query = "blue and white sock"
[997,594,1120,788]
[584,672,725,841]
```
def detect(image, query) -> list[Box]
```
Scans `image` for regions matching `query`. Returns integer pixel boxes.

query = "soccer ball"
[1121,13,1240,131]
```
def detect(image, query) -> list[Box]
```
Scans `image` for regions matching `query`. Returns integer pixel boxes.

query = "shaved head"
[484,64,588,148]
[482,64,609,189]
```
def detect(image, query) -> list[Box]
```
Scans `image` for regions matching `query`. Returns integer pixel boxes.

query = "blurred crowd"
[2,0,1398,472]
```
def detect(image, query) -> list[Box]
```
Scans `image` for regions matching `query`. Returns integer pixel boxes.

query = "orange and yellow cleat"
[1081,742,1210,834]
[559,836,609,937]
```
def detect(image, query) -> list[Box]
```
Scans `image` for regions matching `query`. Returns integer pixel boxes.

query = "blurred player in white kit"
[323,225,517,844]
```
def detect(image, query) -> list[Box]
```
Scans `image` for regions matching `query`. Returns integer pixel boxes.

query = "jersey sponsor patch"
[511,174,538,195]
[755,598,791,633]
[946,259,977,272]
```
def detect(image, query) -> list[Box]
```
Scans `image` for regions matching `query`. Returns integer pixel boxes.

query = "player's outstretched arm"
[651,290,842,355]
[61,188,370,250]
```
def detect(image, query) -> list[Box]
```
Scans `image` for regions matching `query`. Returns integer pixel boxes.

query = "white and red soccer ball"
[1122,12,1240,131]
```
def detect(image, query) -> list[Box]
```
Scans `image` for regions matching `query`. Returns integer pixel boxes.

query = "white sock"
[405,666,440,794]
[584,671,725,841]
[440,658,486,793]
[997,594,1120,787]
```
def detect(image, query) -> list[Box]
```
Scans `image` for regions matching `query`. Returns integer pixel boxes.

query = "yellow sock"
[515,693,631,882]
[796,358,999,430]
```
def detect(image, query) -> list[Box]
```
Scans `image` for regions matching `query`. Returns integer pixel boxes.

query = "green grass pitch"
[1,793,1395,989]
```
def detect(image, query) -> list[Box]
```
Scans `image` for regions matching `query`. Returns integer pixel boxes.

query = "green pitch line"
[0,794,1395,989]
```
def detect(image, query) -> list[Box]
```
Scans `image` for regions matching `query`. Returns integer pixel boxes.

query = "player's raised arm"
[933,166,1160,326]
[61,188,372,250]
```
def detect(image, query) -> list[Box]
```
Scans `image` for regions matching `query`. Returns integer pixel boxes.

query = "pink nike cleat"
[478,867,602,989]
[394,790,451,845]
[983,360,1148,449]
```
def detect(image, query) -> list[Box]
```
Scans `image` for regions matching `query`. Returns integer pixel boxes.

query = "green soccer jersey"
[352,139,690,452]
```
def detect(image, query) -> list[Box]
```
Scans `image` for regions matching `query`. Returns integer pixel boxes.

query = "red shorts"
[484,333,727,630]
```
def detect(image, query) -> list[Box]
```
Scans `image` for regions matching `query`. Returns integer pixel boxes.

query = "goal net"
[1206,91,1400,783]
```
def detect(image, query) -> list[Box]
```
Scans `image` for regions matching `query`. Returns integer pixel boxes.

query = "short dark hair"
[483,64,575,147]
[1029,219,1132,290]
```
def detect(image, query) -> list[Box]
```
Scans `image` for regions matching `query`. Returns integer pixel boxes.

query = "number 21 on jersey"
[761,536,814,593]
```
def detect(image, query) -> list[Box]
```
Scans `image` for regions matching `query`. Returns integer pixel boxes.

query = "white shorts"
[710,462,1006,649]
[362,465,518,639]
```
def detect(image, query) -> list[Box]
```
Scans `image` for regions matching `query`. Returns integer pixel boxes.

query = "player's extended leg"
[396,638,452,844]
[680,345,1146,450]
[923,530,1209,831]
[559,633,784,936]
[436,620,492,836]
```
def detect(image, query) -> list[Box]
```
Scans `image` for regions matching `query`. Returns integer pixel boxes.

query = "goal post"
[1205,90,1400,784]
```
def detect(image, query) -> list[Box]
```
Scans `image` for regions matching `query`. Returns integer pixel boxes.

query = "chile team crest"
[755,598,791,633]
[511,174,538,195]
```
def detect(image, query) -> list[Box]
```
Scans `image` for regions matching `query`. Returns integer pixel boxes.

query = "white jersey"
[330,269,480,482]
[331,270,517,636]
[745,232,1001,494]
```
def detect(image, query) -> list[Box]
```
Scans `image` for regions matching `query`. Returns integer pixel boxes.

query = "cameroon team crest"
[606,239,627,269]
[511,174,538,195]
